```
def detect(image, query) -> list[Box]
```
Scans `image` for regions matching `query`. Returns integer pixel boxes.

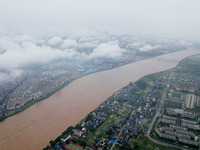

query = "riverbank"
[0,48,199,150]
[43,71,169,149]
[0,52,158,122]
[0,49,180,122]
[0,82,69,122]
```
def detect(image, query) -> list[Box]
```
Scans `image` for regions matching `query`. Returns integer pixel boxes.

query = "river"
[0,48,199,150]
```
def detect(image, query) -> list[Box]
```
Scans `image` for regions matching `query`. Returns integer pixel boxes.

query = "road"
[110,109,136,150]
[165,98,183,103]
[110,123,125,150]
[111,87,187,150]
[146,87,187,150]
[147,87,167,138]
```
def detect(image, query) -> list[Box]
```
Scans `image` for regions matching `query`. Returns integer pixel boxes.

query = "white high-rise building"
[185,94,196,109]
[196,96,200,107]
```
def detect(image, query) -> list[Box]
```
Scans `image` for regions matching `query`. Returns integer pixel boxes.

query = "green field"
[65,144,83,150]
[114,134,180,150]
[171,92,182,100]
[82,102,133,146]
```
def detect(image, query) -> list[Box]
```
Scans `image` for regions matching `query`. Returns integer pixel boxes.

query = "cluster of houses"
[115,113,144,146]
[151,77,166,95]
[155,107,200,148]
[170,74,200,95]
[95,119,127,149]
[46,76,165,150]
[152,70,200,149]
[0,65,75,120]
[81,112,106,132]
[58,112,108,148]
[95,106,150,149]
[171,84,199,94]
[96,138,115,148]
[94,81,161,149]
[110,119,126,139]
[98,100,122,114]
[6,77,65,111]
[96,98,156,149]
[61,129,83,143]
[54,98,122,150]
[113,83,135,101]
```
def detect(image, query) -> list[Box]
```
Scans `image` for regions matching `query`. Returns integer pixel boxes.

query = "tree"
[49,140,56,147]
[137,81,147,90]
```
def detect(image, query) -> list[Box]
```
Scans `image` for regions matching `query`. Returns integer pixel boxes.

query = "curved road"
[146,87,187,150]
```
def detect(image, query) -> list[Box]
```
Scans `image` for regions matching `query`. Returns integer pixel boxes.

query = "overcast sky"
[0,0,200,81]
[0,0,200,40]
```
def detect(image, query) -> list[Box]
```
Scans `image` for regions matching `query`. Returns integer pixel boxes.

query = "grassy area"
[82,114,116,145]
[114,133,180,150]
[83,102,133,146]
[140,74,155,84]
[136,74,155,93]
[164,101,169,109]
[171,92,182,100]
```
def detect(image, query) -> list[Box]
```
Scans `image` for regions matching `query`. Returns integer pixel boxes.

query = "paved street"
[110,109,136,150]
[146,87,187,150]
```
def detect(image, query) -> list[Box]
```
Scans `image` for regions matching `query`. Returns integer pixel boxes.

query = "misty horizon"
[0,0,200,39]
[0,0,200,82]
[1,1,200,150]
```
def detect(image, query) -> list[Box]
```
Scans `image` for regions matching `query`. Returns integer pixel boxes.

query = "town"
[151,54,200,149]
[43,54,200,150]
[0,34,186,121]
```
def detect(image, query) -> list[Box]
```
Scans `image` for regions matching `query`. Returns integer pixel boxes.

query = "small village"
[151,55,200,150]
[44,68,168,150]
[43,54,200,150]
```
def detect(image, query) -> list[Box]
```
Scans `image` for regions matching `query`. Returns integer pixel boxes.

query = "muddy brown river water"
[0,48,199,150]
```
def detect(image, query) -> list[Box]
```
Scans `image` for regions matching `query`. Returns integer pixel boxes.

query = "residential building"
[185,94,196,109]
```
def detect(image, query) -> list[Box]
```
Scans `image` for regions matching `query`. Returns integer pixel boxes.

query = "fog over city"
[0,0,200,80]
[0,0,199,38]
[1,1,200,150]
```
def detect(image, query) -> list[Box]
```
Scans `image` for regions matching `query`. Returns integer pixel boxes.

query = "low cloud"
[178,40,193,46]
[0,40,77,69]
[0,34,127,74]
[77,42,97,49]
[129,41,145,48]
[0,32,135,82]
[0,33,128,73]
[48,36,63,46]
[138,44,161,52]
[61,39,78,49]
[0,69,22,82]
[89,42,126,59]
